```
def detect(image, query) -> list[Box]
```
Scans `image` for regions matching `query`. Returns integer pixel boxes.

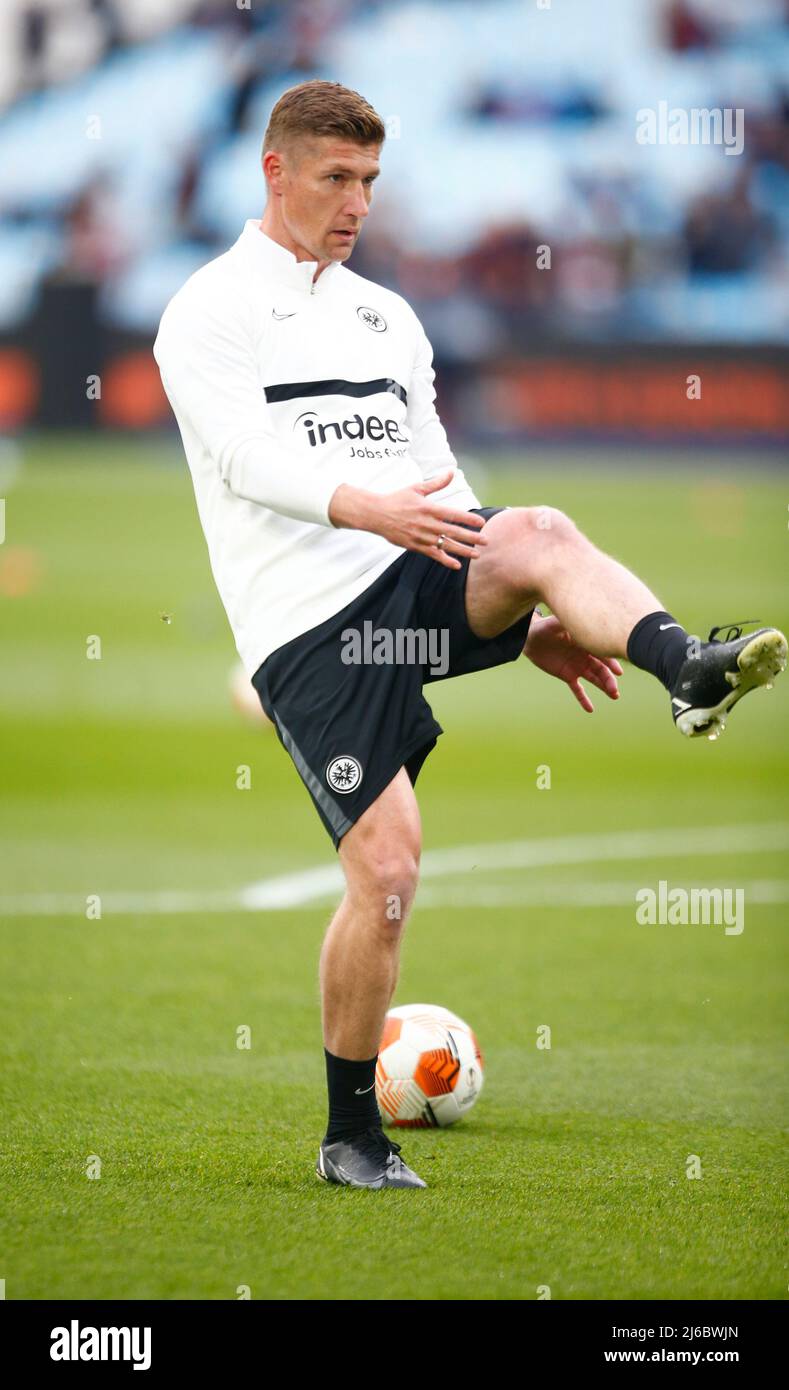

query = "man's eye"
[328,174,342,183]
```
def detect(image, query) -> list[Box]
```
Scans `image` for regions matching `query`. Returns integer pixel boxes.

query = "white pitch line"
[0,888,244,918]
[241,821,789,909]
[1,822,788,918]
[416,879,789,909]
[418,822,789,879]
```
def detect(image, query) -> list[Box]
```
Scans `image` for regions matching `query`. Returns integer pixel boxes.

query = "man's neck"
[257,213,331,282]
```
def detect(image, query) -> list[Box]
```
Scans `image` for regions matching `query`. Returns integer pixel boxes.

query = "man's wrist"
[328,483,381,532]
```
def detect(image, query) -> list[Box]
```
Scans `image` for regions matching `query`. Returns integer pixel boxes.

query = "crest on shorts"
[326,755,363,794]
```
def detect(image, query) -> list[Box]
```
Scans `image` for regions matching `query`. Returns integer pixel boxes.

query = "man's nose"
[344,183,370,219]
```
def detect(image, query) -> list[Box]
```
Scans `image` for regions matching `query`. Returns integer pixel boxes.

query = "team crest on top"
[357,305,387,333]
[326,755,363,794]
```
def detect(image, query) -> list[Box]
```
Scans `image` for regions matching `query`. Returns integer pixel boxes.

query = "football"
[376,1003,484,1128]
[228,660,273,726]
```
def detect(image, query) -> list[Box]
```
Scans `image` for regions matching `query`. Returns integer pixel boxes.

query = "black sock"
[323,1047,381,1144]
[627,611,690,692]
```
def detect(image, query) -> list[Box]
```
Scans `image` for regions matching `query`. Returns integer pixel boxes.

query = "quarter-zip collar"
[238,219,342,295]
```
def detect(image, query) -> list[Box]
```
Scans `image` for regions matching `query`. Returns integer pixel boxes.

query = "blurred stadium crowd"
[0,0,786,438]
[2,0,788,342]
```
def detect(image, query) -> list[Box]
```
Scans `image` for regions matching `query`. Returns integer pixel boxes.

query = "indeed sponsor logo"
[50,1319,151,1370]
[295,409,408,448]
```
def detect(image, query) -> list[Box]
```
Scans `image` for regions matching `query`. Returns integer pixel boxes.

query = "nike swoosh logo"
[354,1083,376,1095]
[272,309,297,320]
[659,623,682,631]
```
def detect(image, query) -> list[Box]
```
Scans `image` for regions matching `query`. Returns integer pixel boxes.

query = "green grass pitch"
[0,437,786,1300]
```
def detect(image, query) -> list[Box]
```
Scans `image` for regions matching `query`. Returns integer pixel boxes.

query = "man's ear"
[262,149,285,195]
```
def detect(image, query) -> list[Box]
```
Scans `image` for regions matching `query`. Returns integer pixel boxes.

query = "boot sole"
[676,629,787,739]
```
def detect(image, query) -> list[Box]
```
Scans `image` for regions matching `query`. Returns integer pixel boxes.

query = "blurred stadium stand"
[0,0,786,441]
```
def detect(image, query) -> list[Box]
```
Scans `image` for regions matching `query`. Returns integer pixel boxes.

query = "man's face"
[267,136,381,264]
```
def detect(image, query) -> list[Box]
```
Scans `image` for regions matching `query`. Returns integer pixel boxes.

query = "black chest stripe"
[264,378,408,406]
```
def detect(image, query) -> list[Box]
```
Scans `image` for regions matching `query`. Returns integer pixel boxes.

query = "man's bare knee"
[340,788,421,923]
[346,841,420,920]
[518,505,578,544]
[490,506,581,604]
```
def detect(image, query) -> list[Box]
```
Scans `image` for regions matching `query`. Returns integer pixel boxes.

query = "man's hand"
[525,612,623,712]
[328,469,488,571]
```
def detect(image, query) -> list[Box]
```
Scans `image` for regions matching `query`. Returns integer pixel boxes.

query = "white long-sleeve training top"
[153,220,480,678]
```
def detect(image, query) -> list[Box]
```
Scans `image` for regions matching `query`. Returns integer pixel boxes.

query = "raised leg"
[465,506,663,656]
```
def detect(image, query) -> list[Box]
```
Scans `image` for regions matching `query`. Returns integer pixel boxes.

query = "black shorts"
[251,507,533,849]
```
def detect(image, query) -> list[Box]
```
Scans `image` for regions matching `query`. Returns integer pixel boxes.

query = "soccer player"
[154,80,786,1190]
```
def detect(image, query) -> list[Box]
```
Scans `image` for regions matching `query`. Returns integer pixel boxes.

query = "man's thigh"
[339,767,422,882]
[464,507,537,640]
[413,506,534,683]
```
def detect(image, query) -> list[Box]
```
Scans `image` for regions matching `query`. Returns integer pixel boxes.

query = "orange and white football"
[376,1003,484,1128]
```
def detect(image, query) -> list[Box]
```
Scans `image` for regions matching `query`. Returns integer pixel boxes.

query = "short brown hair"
[262,79,386,161]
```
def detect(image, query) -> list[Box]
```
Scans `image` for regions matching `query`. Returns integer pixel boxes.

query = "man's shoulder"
[336,265,420,334]
[156,243,249,343]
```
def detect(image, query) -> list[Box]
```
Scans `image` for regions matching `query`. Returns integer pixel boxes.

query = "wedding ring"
[436,534,446,550]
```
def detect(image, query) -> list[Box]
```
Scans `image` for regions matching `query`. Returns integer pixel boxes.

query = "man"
[153,79,785,1191]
